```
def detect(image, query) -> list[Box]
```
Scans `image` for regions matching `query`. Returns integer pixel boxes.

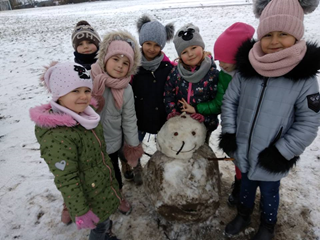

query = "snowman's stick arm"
[207,156,234,161]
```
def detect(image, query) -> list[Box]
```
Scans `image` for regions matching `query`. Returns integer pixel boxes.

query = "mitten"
[123,143,143,167]
[258,145,299,174]
[167,111,180,120]
[75,210,100,230]
[190,113,205,123]
[218,133,237,156]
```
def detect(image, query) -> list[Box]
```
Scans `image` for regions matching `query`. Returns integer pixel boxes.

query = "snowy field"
[1,0,320,239]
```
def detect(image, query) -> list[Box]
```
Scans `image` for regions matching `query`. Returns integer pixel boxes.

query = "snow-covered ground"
[1,0,320,239]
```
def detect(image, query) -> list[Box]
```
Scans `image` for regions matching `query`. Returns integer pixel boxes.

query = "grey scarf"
[141,53,164,71]
[177,56,212,83]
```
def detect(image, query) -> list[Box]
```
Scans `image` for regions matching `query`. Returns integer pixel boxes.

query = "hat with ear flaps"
[254,0,320,40]
[137,14,175,50]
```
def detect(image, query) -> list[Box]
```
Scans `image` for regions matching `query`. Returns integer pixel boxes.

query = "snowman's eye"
[174,132,179,136]
[192,131,196,136]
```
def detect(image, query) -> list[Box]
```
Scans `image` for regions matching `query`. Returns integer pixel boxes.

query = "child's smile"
[261,31,296,54]
[180,45,203,68]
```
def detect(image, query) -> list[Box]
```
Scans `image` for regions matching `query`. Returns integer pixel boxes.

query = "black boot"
[228,175,241,207]
[251,218,275,240]
[224,204,253,237]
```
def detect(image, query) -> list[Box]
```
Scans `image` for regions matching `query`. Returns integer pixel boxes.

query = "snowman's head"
[156,113,206,159]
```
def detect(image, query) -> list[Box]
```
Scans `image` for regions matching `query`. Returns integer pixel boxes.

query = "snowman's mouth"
[171,141,196,155]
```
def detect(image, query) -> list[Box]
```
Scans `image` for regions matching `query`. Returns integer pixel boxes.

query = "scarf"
[249,40,307,77]
[74,50,98,70]
[91,63,130,109]
[141,52,164,71]
[177,56,212,83]
[50,100,100,130]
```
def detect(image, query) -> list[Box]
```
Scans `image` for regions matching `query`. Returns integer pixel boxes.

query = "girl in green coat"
[30,62,122,240]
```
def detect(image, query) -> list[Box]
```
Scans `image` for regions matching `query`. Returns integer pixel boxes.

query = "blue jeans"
[89,218,111,240]
[240,173,280,224]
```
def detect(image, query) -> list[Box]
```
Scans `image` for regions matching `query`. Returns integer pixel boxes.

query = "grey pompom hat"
[137,14,174,49]
[173,23,205,57]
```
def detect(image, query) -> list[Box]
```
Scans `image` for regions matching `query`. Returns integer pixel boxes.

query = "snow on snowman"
[143,113,223,222]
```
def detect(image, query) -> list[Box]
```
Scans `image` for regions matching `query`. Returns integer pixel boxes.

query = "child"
[179,22,255,207]
[124,14,174,185]
[91,30,143,198]
[164,23,220,143]
[219,0,320,239]
[29,62,124,240]
[71,20,101,70]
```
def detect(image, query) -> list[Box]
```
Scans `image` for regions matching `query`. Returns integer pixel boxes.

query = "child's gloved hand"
[167,111,180,120]
[75,210,99,230]
[190,113,205,123]
[123,143,143,167]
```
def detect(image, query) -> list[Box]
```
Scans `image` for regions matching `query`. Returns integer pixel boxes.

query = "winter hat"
[173,23,205,56]
[137,14,174,49]
[214,22,255,64]
[254,0,320,41]
[72,20,101,50]
[103,40,135,72]
[41,62,92,101]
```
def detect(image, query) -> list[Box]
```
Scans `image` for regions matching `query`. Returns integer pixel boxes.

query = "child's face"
[142,41,161,61]
[106,54,130,78]
[219,61,236,73]
[77,40,97,54]
[260,31,296,54]
[58,87,92,114]
[180,45,203,67]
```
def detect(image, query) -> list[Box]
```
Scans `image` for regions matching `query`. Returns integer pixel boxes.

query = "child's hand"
[179,98,196,114]
[75,210,99,230]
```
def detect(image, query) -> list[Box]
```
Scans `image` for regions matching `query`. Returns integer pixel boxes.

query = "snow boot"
[133,160,143,186]
[251,218,275,240]
[61,203,72,225]
[228,175,241,207]
[224,204,253,237]
[105,221,121,240]
[118,149,134,181]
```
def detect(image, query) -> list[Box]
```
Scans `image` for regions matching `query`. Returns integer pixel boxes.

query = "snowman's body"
[143,114,221,222]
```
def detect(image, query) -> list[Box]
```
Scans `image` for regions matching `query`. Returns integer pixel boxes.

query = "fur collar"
[29,98,98,128]
[236,39,320,81]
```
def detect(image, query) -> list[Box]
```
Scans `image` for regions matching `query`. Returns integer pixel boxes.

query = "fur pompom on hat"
[214,22,255,64]
[137,14,174,49]
[72,20,101,50]
[254,0,320,40]
[41,62,92,101]
[173,23,205,57]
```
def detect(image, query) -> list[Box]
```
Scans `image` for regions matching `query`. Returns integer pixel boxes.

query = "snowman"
[143,113,221,223]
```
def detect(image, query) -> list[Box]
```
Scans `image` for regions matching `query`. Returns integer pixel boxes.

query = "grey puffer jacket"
[220,40,320,181]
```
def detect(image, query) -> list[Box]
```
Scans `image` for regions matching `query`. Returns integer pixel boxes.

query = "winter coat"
[30,103,121,223]
[220,40,320,181]
[164,57,220,131]
[132,53,174,134]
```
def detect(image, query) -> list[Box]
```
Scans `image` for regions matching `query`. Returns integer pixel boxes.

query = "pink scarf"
[249,40,307,77]
[91,63,131,110]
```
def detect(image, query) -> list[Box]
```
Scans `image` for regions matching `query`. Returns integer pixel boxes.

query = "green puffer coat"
[30,103,121,223]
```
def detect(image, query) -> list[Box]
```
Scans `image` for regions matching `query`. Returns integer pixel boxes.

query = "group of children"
[29,0,320,239]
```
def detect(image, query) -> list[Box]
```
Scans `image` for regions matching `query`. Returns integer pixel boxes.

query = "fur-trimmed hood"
[29,98,98,129]
[236,39,320,81]
[96,30,141,77]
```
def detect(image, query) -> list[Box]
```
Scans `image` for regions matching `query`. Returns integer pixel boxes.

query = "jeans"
[240,172,280,224]
[89,218,111,240]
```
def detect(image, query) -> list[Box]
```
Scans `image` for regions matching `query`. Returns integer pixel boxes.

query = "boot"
[133,161,143,186]
[61,203,72,225]
[251,218,275,240]
[224,204,253,237]
[105,220,120,240]
[228,175,241,207]
[118,149,134,181]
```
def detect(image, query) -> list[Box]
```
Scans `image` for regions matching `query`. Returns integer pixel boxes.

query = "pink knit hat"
[42,62,92,101]
[214,22,255,64]
[104,40,134,72]
[257,0,304,40]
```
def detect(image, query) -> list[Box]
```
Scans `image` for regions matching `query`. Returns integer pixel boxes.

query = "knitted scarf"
[249,40,307,77]
[141,53,164,71]
[74,50,98,70]
[50,100,100,130]
[91,63,130,109]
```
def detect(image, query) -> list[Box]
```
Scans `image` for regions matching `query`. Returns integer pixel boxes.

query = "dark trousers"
[240,172,280,224]
[89,218,111,240]
[108,151,122,190]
